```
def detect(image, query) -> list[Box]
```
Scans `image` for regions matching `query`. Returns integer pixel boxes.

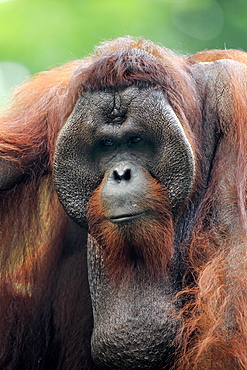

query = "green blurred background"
[1,0,247,107]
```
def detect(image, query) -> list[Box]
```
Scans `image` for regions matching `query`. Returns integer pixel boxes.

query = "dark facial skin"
[54,86,195,369]
[54,86,195,226]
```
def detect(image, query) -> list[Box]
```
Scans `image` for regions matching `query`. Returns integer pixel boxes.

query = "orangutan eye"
[101,139,115,147]
[127,136,143,146]
[100,138,117,151]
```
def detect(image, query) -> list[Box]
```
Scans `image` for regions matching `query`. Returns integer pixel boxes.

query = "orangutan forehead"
[74,86,166,128]
[108,92,125,122]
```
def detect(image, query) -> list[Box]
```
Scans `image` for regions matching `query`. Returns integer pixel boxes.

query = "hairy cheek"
[86,182,175,281]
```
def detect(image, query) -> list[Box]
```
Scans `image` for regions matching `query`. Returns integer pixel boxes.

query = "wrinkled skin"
[54,86,195,369]
[54,86,195,226]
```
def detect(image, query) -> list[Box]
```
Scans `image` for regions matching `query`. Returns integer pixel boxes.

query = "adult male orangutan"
[0,36,247,369]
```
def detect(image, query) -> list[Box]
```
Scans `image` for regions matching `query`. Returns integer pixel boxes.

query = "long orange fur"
[0,37,247,369]
[175,51,247,369]
[87,174,174,283]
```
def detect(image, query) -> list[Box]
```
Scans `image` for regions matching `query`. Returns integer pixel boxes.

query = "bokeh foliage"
[1,0,247,106]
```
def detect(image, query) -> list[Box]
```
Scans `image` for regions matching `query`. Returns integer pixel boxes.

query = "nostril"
[113,168,132,183]
[113,170,122,182]
[124,168,131,181]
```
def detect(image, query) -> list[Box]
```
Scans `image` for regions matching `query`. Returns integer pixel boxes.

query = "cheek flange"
[53,111,99,228]
[153,103,196,217]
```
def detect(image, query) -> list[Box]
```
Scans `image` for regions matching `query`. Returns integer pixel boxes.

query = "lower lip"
[109,213,144,223]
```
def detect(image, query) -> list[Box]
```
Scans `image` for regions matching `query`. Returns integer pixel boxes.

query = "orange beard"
[87,178,174,283]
